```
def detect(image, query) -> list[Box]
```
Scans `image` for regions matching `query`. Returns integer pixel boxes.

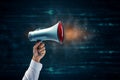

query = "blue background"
[0,0,120,80]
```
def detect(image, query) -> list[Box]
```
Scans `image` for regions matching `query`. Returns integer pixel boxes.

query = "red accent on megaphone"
[57,21,64,44]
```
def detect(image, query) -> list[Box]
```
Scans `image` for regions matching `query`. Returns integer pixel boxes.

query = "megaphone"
[28,21,64,44]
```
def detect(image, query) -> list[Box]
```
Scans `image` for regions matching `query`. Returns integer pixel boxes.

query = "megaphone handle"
[37,40,43,42]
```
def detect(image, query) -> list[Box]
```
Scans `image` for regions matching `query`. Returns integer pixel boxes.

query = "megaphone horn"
[28,21,64,44]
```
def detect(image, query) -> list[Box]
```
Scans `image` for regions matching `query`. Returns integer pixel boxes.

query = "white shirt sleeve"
[22,59,42,80]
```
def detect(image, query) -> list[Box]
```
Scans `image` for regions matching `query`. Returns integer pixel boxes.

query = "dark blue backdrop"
[0,0,120,80]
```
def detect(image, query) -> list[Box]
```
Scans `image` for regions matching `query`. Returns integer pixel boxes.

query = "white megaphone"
[28,21,64,44]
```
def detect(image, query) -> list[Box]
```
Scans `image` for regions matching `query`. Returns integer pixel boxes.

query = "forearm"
[22,59,42,80]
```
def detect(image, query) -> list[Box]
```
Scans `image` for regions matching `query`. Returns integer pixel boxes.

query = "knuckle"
[42,43,45,46]
[39,50,41,53]
[33,46,36,49]
[33,46,35,49]
[44,50,46,53]
[43,47,45,50]
[40,44,44,48]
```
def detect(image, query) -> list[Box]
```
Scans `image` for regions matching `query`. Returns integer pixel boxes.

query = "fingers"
[41,50,46,56]
[38,47,45,53]
[32,41,46,62]
[40,47,45,52]
[38,49,46,56]
[33,42,41,50]
[33,41,46,55]
[38,43,45,49]
[38,43,46,55]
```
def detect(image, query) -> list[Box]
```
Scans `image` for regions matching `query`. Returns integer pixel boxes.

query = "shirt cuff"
[29,59,43,72]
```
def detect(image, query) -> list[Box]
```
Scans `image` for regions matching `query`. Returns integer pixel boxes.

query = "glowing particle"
[48,67,54,72]
[44,9,54,15]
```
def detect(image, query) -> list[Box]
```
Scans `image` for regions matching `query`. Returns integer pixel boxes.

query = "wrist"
[32,56,41,63]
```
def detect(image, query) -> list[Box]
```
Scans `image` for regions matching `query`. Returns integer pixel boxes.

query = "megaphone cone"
[28,21,64,44]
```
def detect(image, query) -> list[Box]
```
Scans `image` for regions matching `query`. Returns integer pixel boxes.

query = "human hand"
[32,41,46,62]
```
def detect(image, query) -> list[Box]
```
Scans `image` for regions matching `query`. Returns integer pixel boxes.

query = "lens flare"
[64,23,88,43]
